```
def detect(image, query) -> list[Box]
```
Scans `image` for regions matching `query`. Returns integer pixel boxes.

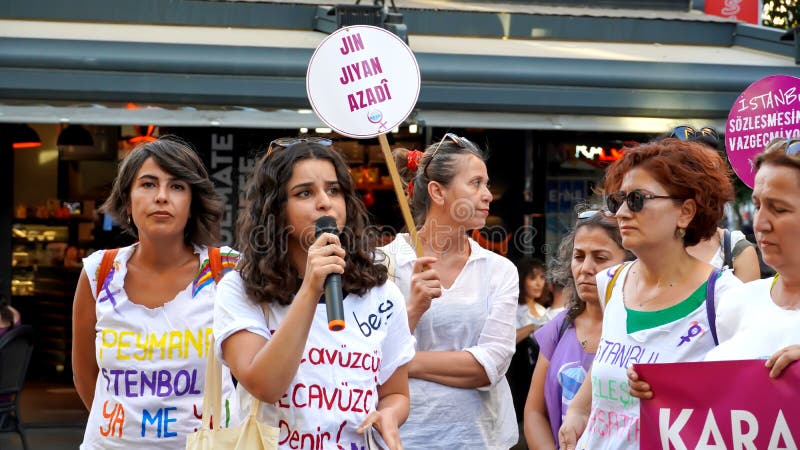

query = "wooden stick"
[378,133,422,256]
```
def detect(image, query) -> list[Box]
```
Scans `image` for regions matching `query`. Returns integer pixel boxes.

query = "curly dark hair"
[602,138,734,247]
[549,209,635,324]
[237,141,388,305]
[100,135,222,247]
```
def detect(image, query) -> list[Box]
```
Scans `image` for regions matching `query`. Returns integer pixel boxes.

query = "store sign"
[726,74,800,188]
[574,144,626,162]
[705,0,761,25]
[172,128,263,246]
[306,25,420,138]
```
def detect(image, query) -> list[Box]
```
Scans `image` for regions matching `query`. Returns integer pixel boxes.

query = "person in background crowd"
[668,125,761,282]
[627,137,800,402]
[72,136,239,449]
[686,226,760,281]
[508,258,553,423]
[0,294,21,338]
[558,138,743,450]
[385,134,518,449]
[517,258,556,334]
[214,139,414,450]
[523,208,634,449]
[547,271,568,315]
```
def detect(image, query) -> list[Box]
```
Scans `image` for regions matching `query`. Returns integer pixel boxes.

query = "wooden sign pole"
[378,133,422,257]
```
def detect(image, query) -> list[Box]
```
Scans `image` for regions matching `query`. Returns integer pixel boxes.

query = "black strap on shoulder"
[731,238,754,259]
[705,268,721,346]
[723,229,732,269]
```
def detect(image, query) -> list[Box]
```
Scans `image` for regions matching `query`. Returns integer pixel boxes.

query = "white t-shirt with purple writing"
[213,271,415,450]
[80,244,239,450]
[576,263,741,450]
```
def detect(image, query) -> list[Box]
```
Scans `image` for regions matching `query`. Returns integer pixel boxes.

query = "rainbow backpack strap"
[95,248,119,298]
[604,262,629,306]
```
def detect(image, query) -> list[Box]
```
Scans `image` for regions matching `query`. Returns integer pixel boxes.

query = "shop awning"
[1,15,799,124]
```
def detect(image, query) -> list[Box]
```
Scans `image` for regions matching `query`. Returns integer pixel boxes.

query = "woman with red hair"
[558,138,743,450]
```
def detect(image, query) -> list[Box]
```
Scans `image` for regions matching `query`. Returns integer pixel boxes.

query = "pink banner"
[636,360,800,449]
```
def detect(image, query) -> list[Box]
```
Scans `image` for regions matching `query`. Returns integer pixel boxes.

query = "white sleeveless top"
[576,262,741,450]
[80,244,238,450]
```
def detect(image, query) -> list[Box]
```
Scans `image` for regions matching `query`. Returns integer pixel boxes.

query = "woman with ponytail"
[380,135,519,449]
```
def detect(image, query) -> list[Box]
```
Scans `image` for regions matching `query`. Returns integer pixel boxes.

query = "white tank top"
[80,244,238,449]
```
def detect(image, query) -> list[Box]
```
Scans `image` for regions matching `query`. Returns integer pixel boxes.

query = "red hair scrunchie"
[406,150,423,172]
[407,180,414,198]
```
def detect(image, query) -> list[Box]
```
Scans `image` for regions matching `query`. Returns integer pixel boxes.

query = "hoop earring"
[676,227,686,239]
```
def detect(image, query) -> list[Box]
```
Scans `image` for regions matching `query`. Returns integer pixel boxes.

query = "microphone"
[315,216,345,331]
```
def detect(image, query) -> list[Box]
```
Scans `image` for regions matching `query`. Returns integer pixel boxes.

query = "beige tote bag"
[186,336,279,450]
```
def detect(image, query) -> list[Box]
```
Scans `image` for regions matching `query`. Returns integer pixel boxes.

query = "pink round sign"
[726,75,800,188]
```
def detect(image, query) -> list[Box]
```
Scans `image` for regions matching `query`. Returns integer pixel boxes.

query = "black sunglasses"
[422,133,470,179]
[606,190,683,214]
[669,125,719,143]
[267,137,333,156]
[764,137,800,157]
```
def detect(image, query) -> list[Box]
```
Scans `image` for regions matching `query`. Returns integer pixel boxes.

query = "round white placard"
[306,25,420,138]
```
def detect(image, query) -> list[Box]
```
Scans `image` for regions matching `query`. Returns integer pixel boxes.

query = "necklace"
[631,269,676,308]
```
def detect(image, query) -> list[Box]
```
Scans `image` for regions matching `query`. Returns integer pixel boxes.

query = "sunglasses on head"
[576,210,615,221]
[577,210,600,220]
[669,125,719,143]
[423,132,470,179]
[267,137,333,156]
[764,137,800,157]
[606,190,683,214]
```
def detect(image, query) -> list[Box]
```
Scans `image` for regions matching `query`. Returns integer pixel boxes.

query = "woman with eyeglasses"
[667,126,761,282]
[382,134,519,449]
[523,208,634,449]
[214,139,415,450]
[558,138,743,450]
[627,137,800,403]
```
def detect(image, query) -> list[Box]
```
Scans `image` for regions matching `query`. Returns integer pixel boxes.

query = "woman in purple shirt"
[523,208,634,449]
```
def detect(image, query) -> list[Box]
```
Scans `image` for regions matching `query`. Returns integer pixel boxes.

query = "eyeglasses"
[422,133,470,179]
[267,137,333,156]
[606,190,683,214]
[764,137,800,157]
[669,125,719,144]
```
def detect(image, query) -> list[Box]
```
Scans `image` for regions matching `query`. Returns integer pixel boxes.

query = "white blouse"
[380,234,519,449]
